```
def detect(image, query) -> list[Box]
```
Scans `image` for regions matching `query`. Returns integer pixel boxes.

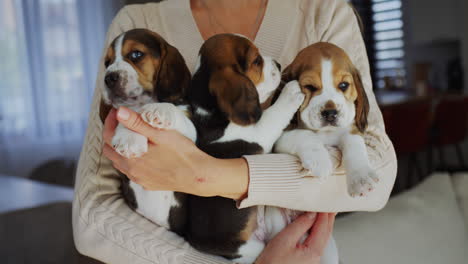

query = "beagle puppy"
[185,34,304,263]
[100,28,196,236]
[275,42,379,197]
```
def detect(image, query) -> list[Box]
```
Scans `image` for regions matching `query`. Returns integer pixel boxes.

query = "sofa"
[334,172,468,264]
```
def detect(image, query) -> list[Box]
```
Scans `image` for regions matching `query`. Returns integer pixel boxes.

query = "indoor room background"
[1,0,467,263]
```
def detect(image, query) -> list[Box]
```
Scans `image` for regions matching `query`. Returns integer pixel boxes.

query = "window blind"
[351,0,406,89]
[372,0,406,89]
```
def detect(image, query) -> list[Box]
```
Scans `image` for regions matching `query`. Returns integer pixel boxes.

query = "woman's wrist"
[187,152,249,200]
[213,157,249,200]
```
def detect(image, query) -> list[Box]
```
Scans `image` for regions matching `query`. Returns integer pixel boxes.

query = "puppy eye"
[253,56,262,66]
[338,82,349,92]
[304,85,318,92]
[129,50,144,62]
[104,59,111,68]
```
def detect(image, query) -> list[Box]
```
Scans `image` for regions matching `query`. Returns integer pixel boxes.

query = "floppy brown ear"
[209,68,262,125]
[99,99,112,124]
[281,64,295,84]
[155,44,191,104]
[353,68,369,133]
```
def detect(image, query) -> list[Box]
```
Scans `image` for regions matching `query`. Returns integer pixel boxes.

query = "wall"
[403,0,465,92]
[407,0,462,46]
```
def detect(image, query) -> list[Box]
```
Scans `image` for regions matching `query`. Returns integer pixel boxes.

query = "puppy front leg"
[275,130,333,180]
[340,133,379,197]
[140,103,197,142]
[255,81,305,152]
[112,123,148,158]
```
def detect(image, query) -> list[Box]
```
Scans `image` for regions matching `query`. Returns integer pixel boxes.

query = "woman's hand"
[256,212,336,264]
[102,107,249,199]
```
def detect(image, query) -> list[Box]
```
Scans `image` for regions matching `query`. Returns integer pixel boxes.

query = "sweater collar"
[163,0,294,73]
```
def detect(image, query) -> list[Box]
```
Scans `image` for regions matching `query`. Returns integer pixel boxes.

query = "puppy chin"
[109,93,154,109]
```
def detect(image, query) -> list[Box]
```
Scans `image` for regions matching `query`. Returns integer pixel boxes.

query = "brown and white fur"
[99,28,196,236]
[275,42,378,197]
[185,34,305,263]
[262,42,378,264]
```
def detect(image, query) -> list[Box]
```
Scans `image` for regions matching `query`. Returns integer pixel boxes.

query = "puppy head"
[283,42,369,132]
[101,29,190,111]
[192,34,281,125]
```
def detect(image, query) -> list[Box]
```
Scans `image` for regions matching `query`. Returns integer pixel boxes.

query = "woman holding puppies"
[73,0,397,263]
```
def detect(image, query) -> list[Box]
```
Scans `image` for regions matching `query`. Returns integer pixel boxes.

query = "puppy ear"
[281,64,295,84]
[155,44,191,104]
[209,68,262,125]
[353,68,369,133]
[99,99,112,124]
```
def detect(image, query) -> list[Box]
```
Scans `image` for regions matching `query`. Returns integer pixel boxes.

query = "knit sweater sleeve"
[72,5,231,264]
[238,0,397,212]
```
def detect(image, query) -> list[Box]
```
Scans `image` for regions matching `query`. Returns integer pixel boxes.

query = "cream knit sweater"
[72,0,397,263]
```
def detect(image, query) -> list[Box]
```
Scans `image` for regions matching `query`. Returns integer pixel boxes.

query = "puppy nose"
[274,60,281,71]
[105,72,120,87]
[321,109,338,122]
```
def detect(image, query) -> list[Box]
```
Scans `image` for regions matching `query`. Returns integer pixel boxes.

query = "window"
[372,0,406,89]
[351,0,406,89]
[0,0,122,176]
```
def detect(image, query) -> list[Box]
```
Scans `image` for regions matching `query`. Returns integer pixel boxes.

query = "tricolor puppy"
[100,28,196,235]
[275,42,379,197]
[185,34,304,263]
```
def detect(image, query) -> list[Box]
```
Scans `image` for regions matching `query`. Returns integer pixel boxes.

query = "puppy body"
[272,42,379,264]
[101,29,196,235]
[275,42,378,197]
[186,34,304,263]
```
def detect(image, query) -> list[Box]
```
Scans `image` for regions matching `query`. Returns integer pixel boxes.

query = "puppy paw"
[299,148,333,181]
[278,80,305,108]
[140,103,178,129]
[347,167,379,197]
[112,131,148,158]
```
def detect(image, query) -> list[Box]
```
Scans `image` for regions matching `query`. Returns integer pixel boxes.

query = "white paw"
[112,131,148,158]
[278,80,305,108]
[140,103,178,129]
[299,148,333,181]
[347,167,379,197]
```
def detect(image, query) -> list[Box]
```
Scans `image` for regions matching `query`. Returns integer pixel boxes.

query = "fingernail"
[307,212,317,220]
[117,108,130,121]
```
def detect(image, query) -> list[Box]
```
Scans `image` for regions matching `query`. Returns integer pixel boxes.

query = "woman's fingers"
[103,144,129,169]
[103,108,118,146]
[116,107,163,142]
[279,212,317,244]
[303,213,335,251]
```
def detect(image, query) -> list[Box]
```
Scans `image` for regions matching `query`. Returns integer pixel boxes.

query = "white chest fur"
[129,181,179,229]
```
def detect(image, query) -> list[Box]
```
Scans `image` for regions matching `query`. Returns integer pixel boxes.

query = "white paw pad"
[347,168,379,197]
[112,131,148,158]
[140,103,177,129]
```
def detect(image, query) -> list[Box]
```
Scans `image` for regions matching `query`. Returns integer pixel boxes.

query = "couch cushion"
[334,173,468,264]
[452,172,468,231]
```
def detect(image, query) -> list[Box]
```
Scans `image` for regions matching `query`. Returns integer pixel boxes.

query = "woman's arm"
[72,6,231,264]
[237,0,397,212]
[103,107,249,200]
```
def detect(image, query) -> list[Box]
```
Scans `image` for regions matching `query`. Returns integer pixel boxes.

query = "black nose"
[105,72,120,87]
[321,109,338,122]
[274,60,281,71]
